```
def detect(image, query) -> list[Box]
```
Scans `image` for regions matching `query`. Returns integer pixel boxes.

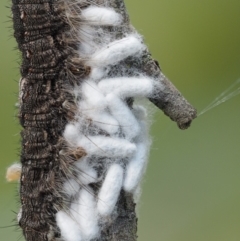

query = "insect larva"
[12,0,88,240]
[10,0,196,240]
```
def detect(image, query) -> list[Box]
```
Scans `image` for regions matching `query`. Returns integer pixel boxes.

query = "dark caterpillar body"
[12,0,87,240]
[10,0,197,240]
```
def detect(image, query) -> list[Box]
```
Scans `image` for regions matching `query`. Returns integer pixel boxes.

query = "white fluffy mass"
[56,1,156,240]
[97,164,124,216]
[56,210,82,241]
[81,6,123,26]
[86,35,145,67]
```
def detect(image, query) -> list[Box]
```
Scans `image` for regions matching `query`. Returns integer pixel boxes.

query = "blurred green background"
[0,0,240,240]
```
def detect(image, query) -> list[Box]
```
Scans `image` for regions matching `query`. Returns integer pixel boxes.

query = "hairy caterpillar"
[8,0,196,240]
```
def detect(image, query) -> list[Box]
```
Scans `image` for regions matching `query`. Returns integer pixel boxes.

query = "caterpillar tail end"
[150,73,197,130]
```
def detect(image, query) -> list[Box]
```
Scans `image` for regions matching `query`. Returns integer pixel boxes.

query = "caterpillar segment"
[11,0,196,240]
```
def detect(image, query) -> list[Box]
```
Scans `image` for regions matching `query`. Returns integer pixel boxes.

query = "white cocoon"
[77,189,99,240]
[97,164,124,216]
[80,81,107,110]
[106,94,140,140]
[79,101,120,135]
[60,0,154,227]
[56,210,82,241]
[81,6,123,26]
[89,67,105,81]
[98,77,154,98]
[88,111,120,135]
[87,35,145,67]
[77,135,136,158]
[123,142,149,192]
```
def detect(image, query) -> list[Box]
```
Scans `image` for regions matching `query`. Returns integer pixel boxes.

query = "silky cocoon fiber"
[75,158,98,185]
[10,0,196,239]
[63,178,81,197]
[81,6,123,26]
[106,93,141,140]
[97,164,124,216]
[98,77,154,98]
[53,1,158,240]
[123,142,149,192]
[13,1,156,238]
[86,35,145,67]
[56,211,83,241]
[76,189,99,240]
[77,135,137,158]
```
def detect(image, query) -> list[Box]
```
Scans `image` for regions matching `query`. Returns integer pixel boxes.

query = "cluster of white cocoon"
[57,2,160,241]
